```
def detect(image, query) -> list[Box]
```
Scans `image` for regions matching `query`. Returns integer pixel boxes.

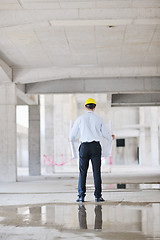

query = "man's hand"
[112,135,115,140]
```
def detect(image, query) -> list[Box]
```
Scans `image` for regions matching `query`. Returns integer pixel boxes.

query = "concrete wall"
[41,94,76,173]
[0,84,17,182]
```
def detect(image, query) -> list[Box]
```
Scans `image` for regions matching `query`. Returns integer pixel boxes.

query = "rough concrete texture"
[0,172,160,207]
[0,0,160,85]
[0,172,160,240]
[29,105,41,176]
[0,84,17,182]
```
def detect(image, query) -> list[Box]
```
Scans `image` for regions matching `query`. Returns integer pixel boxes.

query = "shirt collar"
[87,111,93,113]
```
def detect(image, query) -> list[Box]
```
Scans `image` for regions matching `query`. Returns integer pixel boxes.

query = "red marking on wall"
[43,154,73,166]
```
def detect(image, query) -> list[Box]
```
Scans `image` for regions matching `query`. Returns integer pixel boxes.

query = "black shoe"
[95,197,105,202]
[76,196,84,202]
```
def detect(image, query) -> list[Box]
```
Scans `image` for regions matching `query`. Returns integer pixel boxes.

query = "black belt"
[81,141,100,144]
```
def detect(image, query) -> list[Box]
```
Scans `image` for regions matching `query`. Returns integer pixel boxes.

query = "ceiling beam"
[16,84,39,105]
[0,59,12,83]
[13,66,160,84]
[112,93,160,107]
[25,77,160,94]
[50,18,160,26]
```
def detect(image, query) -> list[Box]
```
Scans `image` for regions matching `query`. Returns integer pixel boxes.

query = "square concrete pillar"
[150,107,159,166]
[139,107,146,166]
[29,105,41,176]
[44,95,55,173]
[0,83,17,182]
[44,95,54,155]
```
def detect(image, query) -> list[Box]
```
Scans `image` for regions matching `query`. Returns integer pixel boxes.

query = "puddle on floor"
[0,203,160,240]
[87,183,160,191]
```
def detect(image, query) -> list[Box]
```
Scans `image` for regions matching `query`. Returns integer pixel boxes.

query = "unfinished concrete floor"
[0,170,160,240]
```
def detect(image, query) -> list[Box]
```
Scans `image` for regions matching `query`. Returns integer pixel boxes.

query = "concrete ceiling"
[0,0,159,85]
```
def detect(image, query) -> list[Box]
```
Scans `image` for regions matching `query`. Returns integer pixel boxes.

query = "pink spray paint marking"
[43,154,73,167]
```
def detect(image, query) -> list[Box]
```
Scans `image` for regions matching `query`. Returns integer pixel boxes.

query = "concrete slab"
[0,172,159,207]
[0,172,159,239]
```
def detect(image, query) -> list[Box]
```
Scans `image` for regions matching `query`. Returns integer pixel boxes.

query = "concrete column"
[44,95,54,173]
[53,95,64,166]
[139,107,146,165]
[46,205,55,224]
[0,83,17,182]
[150,107,159,166]
[29,105,41,176]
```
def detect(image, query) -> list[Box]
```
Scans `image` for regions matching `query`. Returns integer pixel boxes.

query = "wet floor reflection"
[0,203,160,239]
[79,205,102,230]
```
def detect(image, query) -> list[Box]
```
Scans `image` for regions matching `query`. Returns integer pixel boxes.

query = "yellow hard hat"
[85,98,96,106]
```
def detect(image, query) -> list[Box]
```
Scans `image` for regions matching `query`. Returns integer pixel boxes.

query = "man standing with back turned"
[70,98,115,202]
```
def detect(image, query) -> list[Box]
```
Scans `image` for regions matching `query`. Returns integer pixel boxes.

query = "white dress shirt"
[70,111,112,143]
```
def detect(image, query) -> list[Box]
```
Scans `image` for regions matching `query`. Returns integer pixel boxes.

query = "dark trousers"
[78,141,102,198]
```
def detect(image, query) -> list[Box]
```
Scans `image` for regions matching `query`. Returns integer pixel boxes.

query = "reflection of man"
[78,205,102,230]
[70,98,115,202]
[78,205,87,229]
[94,205,102,230]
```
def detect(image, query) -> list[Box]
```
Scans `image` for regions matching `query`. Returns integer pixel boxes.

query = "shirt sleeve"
[100,120,112,143]
[70,118,80,142]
